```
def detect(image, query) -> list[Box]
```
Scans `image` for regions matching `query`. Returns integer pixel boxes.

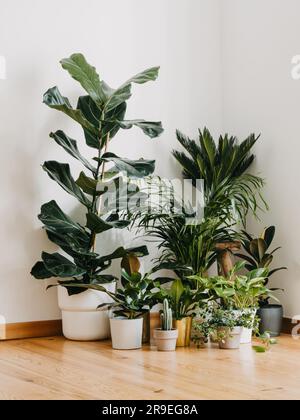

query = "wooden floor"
[0,335,299,400]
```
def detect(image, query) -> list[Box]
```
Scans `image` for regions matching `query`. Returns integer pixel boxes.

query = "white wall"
[0,0,222,323]
[221,0,300,318]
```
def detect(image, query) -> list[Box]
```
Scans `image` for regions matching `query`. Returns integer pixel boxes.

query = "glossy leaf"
[42,252,86,277]
[43,86,98,135]
[101,152,155,177]
[75,172,100,196]
[86,213,130,234]
[42,161,91,208]
[104,66,160,112]
[30,261,53,279]
[50,131,96,173]
[119,120,163,138]
[60,53,106,106]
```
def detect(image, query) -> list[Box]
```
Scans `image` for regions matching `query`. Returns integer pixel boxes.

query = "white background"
[0,0,298,323]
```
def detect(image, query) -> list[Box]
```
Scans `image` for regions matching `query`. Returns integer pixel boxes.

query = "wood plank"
[0,320,62,340]
[0,335,299,400]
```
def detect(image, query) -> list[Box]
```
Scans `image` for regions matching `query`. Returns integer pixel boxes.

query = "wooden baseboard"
[0,319,62,341]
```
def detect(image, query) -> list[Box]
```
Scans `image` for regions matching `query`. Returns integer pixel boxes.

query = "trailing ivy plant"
[31,53,163,295]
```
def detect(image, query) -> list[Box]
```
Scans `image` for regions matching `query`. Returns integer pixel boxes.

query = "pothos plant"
[31,53,163,295]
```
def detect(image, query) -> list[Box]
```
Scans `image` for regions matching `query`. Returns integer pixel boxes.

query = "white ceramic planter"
[233,308,257,344]
[110,317,143,350]
[58,282,116,341]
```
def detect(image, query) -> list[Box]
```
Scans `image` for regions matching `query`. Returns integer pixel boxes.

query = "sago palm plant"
[172,127,267,225]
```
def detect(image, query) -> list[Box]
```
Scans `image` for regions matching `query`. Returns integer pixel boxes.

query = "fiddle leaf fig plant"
[31,53,163,295]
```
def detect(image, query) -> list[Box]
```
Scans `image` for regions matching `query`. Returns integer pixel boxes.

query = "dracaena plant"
[172,127,267,226]
[30,53,163,295]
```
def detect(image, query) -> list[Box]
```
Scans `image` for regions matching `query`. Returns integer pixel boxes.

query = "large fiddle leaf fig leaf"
[60,53,106,107]
[119,119,163,138]
[38,200,86,235]
[43,87,98,135]
[101,152,155,177]
[104,66,160,112]
[77,96,126,149]
[50,131,96,174]
[86,213,130,234]
[42,252,86,277]
[46,231,95,259]
[30,261,53,279]
[75,172,101,196]
[42,161,91,208]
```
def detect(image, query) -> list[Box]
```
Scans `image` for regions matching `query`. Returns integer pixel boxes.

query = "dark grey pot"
[257,304,283,337]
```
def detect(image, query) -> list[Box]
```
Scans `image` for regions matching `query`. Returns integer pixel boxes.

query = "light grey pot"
[153,328,178,351]
[218,327,242,350]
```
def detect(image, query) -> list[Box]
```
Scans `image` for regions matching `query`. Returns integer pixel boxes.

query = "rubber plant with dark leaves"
[31,53,163,295]
[235,226,287,305]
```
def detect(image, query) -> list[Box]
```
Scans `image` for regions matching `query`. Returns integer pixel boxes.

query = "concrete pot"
[110,317,143,350]
[258,304,283,337]
[218,326,242,349]
[58,282,115,341]
[153,329,178,351]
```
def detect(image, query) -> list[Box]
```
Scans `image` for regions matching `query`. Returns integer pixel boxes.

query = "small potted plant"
[189,262,273,344]
[96,270,156,349]
[153,278,207,347]
[210,308,245,350]
[153,299,178,351]
[236,226,287,336]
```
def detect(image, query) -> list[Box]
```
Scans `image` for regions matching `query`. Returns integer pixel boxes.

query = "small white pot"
[153,329,178,351]
[110,317,143,350]
[233,308,257,344]
[58,282,116,341]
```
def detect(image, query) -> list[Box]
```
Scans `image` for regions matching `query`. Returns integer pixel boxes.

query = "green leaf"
[42,252,86,278]
[252,346,266,353]
[262,226,275,250]
[77,96,127,149]
[60,53,106,106]
[43,86,98,135]
[101,152,155,177]
[170,278,184,307]
[75,172,102,196]
[86,213,130,234]
[30,261,53,279]
[119,120,163,138]
[50,131,96,173]
[42,161,91,208]
[104,66,160,112]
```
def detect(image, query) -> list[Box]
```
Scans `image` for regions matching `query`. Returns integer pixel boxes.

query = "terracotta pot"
[174,317,192,347]
[153,328,178,351]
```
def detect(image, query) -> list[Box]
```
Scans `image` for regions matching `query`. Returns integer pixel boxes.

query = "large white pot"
[110,317,143,350]
[58,282,116,341]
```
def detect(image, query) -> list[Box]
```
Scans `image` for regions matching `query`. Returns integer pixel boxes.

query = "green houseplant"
[172,127,267,276]
[153,277,209,347]
[153,299,178,351]
[82,270,156,349]
[30,53,163,340]
[190,262,272,344]
[236,226,287,336]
